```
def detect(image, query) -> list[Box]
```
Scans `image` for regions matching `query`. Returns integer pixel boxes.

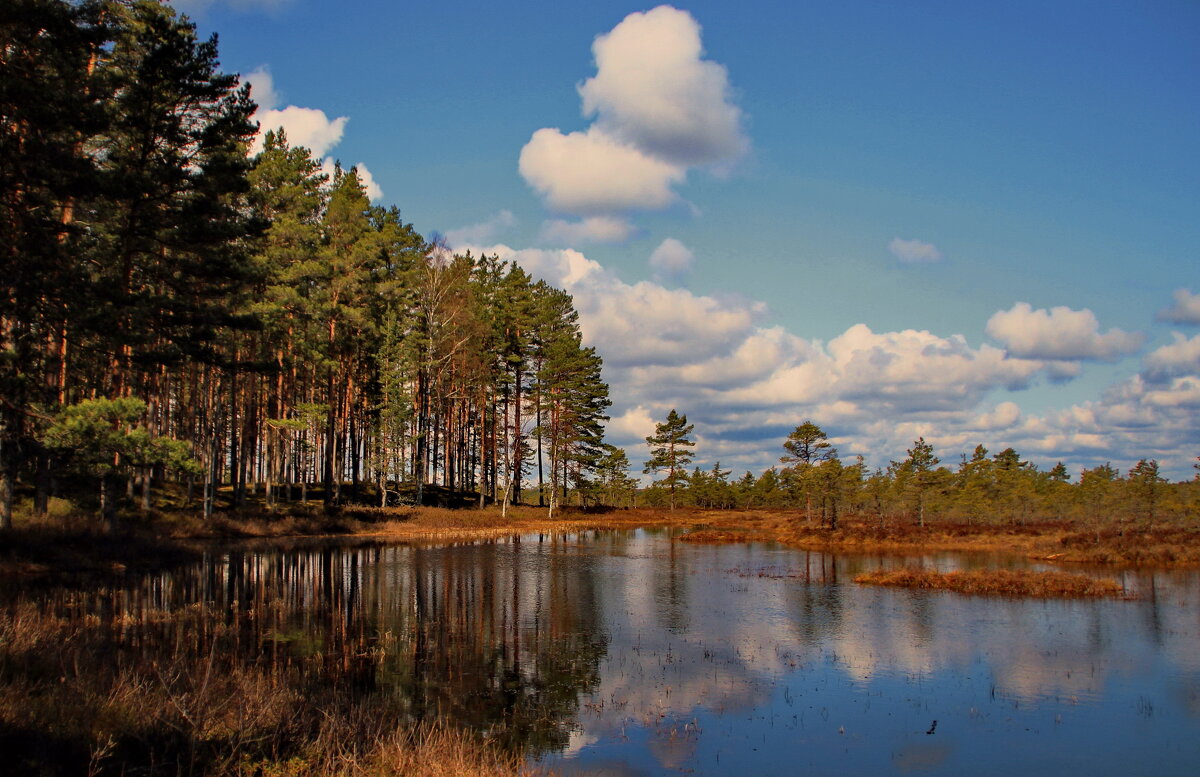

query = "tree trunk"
[513,361,522,505]
[536,384,544,507]
[33,450,51,517]
[140,467,151,513]
[323,365,336,511]
[0,436,14,530]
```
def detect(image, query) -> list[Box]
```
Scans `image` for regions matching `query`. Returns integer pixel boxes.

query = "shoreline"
[3,506,1199,582]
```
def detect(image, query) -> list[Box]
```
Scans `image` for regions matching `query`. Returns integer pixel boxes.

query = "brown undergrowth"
[853,567,1127,598]
[1055,526,1200,565]
[672,511,1200,567]
[0,600,549,777]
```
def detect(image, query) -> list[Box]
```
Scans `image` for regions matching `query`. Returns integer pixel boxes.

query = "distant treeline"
[1,0,611,526]
[635,419,1199,526]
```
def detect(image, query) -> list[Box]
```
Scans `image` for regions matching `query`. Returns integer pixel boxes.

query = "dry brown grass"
[173,505,1200,569]
[233,722,546,777]
[668,511,1200,567]
[166,505,679,543]
[1054,526,1200,565]
[853,567,1127,598]
[678,529,759,544]
[0,601,549,777]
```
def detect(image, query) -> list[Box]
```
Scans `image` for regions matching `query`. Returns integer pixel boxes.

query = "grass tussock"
[853,567,1127,598]
[0,601,547,777]
[679,529,759,544]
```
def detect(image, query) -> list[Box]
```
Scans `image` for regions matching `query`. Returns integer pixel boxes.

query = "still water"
[19,529,1200,776]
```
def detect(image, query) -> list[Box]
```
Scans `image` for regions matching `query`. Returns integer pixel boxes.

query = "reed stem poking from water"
[853,568,1126,598]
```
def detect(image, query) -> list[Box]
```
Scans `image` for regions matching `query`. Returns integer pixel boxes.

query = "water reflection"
[23,535,609,756]
[543,534,1200,776]
[9,531,1200,776]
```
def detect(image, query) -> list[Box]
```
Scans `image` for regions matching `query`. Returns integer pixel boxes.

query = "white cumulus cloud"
[888,237,943,263]
[243,66,280,111]
[460,243,763,370]
[1142,332,1200,383]
[1158,288,1200,325]
[578,5,747,167]
[255,106,347,158]
[454,242,1194,478]
[648,238,695,283]
[245,68,381,200]
[969,402,1022,432]
[539,216,634,245]
[985,302,1144,361]
[519,127,683,214]
[606,405,658,446]
[518,6,745,219]
[353,163,382,201]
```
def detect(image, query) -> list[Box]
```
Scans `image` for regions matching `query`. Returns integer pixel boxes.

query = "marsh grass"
[673,511,1200,567]
[0,601,547,777]
[678,529,757,544]
[1056,526,1200,565]
[853,567,1127,598]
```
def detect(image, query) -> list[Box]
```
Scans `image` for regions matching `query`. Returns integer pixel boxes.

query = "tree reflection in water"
[9,531,1200,777]
[24,534,608,758]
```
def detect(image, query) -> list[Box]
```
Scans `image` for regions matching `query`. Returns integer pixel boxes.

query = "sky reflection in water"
[19,529,1199,776]
[536,530,1200,776]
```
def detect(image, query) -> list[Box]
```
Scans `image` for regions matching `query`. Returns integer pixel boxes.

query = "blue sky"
[173,0,1200,479]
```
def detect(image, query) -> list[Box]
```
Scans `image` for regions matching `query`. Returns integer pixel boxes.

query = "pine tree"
[1,0,258,525]
[314,165,379,507]
[536,286,609,517]
[43,397,199,522]
[955,444,993,525]
[84,0,258,393]
[691,461,732,508]
[781,421,833,523]
[897,437,939,527]
[0,0,108,526]
[750,467,781,507]
[1127,459,1163,521]
[643,409,695,510]
[813,456,845,530]
[595,444,637,507]
[496,265,536,504]
[245,129,327,507]
[781,421,832,466]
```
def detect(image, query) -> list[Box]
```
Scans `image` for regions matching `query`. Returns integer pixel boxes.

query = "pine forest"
[2,1,1196,532]
[1,0,612,528]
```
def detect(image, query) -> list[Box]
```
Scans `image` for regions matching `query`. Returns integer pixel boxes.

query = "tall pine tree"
[644,409,695,510]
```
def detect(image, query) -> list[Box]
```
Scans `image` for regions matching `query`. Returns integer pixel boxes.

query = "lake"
[13,529,1200,776]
